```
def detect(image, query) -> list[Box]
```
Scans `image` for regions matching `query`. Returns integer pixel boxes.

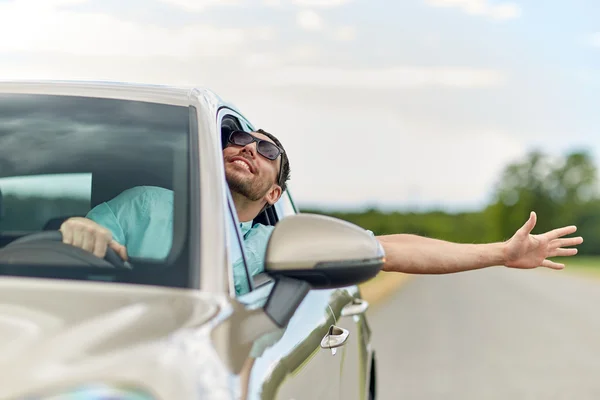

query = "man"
[60,129,583,294]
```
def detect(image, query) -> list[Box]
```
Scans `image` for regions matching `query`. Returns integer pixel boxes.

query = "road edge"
[359,271,412,306]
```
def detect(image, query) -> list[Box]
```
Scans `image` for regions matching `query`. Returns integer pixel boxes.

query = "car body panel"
[0,277,234,399]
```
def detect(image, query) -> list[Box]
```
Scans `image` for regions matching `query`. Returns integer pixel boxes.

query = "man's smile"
[230,156,255,173]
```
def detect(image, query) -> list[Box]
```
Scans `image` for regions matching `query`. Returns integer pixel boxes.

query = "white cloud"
[287,44,321,61]
[588,32,600,48]
[292,0,352,7]
[489,3,521,20]
[244,53,282,69]
[156,0,240,12]
[253,26,277,41]
[424,0,522,20]
[0,1,273,58]
[263,66,507,88]
[15,0,89,8]
[296,9,324,31]
[332,26,357,41]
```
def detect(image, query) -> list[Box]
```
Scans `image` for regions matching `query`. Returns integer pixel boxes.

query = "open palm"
[504,212,583,270]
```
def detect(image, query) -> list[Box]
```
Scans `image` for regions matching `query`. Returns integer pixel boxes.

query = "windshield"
[0,93,191,287]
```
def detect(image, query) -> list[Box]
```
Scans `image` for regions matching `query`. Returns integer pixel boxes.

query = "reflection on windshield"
[0,173,91,231]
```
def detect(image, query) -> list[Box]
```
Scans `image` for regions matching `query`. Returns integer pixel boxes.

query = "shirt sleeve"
[86,202,126,246]
[85,186,151,247]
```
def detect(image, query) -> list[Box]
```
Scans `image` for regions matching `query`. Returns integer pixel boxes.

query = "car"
[0,80,382,400]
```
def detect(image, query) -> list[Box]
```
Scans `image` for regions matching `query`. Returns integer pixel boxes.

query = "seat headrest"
[221,118,242,149]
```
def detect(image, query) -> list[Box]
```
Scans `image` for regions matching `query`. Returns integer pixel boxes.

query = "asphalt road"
[368,267,600,400]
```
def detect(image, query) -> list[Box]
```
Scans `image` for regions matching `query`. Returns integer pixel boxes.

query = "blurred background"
[2,1,600,398]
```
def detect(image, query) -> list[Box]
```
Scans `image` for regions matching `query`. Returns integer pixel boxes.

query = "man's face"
[223,131,282,204]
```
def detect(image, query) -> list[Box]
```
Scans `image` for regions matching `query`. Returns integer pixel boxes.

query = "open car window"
[0,93,192,288]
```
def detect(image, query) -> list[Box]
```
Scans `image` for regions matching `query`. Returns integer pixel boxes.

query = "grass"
[358,271,412,305]
[560,255,600,278]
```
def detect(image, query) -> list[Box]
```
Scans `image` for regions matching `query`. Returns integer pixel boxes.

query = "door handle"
[341,298,369,317]
[320,325,350,350]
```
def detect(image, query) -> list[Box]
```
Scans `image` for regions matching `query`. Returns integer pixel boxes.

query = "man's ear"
[264,185,282,206]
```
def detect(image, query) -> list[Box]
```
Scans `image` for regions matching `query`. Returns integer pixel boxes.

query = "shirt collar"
[240,220,253,237]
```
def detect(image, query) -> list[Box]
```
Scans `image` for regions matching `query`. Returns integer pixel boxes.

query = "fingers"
[541,259,565,270]
[59,217,113,259]
[109,240,129,261]
[93,234,110,259]
[549,248,578,257]
[519,211,537,235]
[550,236,584,249]
[81,229,95,254]
[60,223,74,245]
[71,228,84,249]
[544,225,578,240]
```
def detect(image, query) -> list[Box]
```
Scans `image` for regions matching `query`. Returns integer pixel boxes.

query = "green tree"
[489,149,598,240]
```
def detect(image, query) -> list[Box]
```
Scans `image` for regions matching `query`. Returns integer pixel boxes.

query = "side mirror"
[265,213,384,287]
[262,213,385,327]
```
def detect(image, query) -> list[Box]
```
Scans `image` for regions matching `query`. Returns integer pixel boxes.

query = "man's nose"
[241,142,258,157]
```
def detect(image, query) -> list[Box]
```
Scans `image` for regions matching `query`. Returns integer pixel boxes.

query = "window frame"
[217,107,255,297]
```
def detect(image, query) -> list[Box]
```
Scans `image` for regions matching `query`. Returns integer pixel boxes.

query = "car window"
[0,92,192,287]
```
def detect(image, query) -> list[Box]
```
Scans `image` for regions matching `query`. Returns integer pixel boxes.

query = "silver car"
[0,81,382,400]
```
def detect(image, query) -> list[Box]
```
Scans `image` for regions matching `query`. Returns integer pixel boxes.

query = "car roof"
[0,79,243,115]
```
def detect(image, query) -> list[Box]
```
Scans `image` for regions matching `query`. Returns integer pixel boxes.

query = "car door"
[328,287,371,400]
[226,199,343,399]
[275,192,371,400]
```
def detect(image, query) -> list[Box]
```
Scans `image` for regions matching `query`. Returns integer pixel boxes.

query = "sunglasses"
[228,130,283,161]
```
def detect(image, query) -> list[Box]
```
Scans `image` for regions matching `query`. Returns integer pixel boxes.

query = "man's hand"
[59,217,128,261]
[504,211,583,270]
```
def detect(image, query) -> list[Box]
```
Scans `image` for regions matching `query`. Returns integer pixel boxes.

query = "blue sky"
[0,0,598,211]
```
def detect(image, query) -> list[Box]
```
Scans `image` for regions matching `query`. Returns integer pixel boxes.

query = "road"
[368,267,600,400]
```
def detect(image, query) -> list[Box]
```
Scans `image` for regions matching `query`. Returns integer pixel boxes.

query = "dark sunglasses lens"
[230,131,253,146]
[258,141,280,160]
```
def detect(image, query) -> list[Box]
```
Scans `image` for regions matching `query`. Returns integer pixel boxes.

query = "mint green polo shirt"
[86,186,273,295]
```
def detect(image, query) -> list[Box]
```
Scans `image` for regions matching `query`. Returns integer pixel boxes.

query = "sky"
[0,0,599,211]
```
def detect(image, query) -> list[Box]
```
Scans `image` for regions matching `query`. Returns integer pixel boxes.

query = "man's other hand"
[59,217,128,261]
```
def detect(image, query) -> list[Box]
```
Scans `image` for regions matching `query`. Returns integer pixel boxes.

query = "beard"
[226,166,272,202]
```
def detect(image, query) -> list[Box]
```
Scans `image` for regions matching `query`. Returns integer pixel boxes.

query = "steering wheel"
[0,231,130,269]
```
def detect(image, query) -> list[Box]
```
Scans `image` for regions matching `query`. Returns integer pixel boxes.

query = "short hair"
[255,128,291,192]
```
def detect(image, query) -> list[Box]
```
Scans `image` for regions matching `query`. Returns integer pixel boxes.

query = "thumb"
[520,211,537,235]
[109,240,128,261]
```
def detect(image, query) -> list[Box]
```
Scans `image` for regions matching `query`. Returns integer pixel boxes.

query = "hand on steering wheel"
[6,231,131,269]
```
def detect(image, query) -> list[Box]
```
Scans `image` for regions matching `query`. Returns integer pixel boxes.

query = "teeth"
[233,160,250,171]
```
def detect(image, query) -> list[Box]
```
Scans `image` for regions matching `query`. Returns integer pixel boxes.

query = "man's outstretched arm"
[376,211,583,274]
